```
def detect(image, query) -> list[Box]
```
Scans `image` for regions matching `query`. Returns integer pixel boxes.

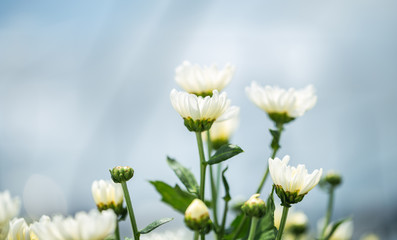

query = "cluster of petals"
[7,218,37,240]
[175,61,235,95]
[0,191,21,239]
[170,89,236,122]
[30,209,116,240]
[269,155,322,196]
[91,180,124,207]
[245,82,317,118]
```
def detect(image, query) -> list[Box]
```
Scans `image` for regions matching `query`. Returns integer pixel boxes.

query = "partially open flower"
[269,155,322,207]
[184,199,211,231]
[208,107,240,150]
[175,61,235,97]
[246,82,317,124]
[0,191,20,239]
[170,89,233,132]
[324,170,343,187]
[241,194,266,218]
[92,180,124,217]
[31,209,116,240]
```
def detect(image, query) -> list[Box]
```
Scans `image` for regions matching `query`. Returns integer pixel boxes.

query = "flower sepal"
[241,194,266,218]
[184,199,211,232]
[110,166,134,183]
[183,118,215,132]
[275,185,305,208]
[97,203,127,220]
[268,112,295,125]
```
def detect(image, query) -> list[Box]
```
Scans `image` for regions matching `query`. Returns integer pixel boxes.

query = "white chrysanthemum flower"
[141,228,192,240]
[170,89,234,132]
[323,219,353,240]
[7,218,37,240]
[184,199,210,231]
[92,180,123,209]
[269,155,322,206]
[175,61,235,96]
[274,206,308,232]
[31,209,116,240]
[208,107,239,149]
[0,191,21,239]
[246,82,317,124]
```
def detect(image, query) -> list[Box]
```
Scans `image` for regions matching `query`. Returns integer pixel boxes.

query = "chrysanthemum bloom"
[92,180,124,217]
[31,209,116,240]
[207,107,240,150]
[7,218,38,240]
[245,82,317,124]
[175,61,235,97]
[184,199,211,231]
[170,89,233,132]
[269,155,322,207]
[241,194,266,218]
[0,191,20,239]
[274,206,308,234]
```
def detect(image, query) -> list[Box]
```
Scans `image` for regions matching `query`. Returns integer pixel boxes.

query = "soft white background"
[1,0,396,239]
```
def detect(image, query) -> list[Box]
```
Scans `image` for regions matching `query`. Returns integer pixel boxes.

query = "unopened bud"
[325,171,342,187]
[241,194,266,218]
[110,166,134,183]
[184,199,211,231]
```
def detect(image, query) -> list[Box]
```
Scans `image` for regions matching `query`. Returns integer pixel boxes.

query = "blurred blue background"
[1,0,396,239]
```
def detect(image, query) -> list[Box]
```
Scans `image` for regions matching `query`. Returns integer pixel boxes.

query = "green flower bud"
[324,171,342,187]
[241,194,266,218]
[184,199,211,231]
[183,118,215,132]
[268,112,295,125]
[110,166,134,183]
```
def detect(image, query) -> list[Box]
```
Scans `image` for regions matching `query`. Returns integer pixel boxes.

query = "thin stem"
[194,231,199,240]
[115,220,120,240]
[219,197,230,239]
[200,233,205,240]
[207,131,220,229]
[121,181,140,240]
[321,186,335,238]
[195,132,207,200]
[232,215,247,240]
[276,206,290,240]
[255,123,283,194]
[247,217,259,240]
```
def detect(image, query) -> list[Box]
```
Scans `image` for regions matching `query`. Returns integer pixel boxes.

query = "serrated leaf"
[150,181,196,213]
[324,217,352,240]
[207,144,243,165]
[222,167,231,201]
[256,187,277,240]
[139,218,173,234]
[166,157,199,195]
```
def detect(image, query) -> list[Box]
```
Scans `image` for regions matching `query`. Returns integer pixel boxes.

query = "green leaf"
[269,129,281,151]
[166,156,199,195]
[255,187,277,240]
[223,213,249,239]
[139,218,174,234]
[222,167,231,202]
[150,181,196,214]
[207,144,243,165]
[324,217,352,240]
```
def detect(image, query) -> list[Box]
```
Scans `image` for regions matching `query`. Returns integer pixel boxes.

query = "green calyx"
[183,118,215,132]
[325,173,342,187]
[268,112,295,125]
[289,223,307,236]
[211,139,229,151]
[275,185,305,208]
[191,91,213,98]
[110,166,134,183]
[97,203,127,220]
[184,215,212,232]
[241,195,266,218]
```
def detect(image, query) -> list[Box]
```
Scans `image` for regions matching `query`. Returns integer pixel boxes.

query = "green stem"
[232,215,247,240]
[194,231,199,240]
[255,123,283,194]
[196,132,207,200]
[247,217,259,240]
[121,181,140,240]
[201,233,205,240]
[219,197,230,239]
[276,206,290,240]
[207,132,220,229]
[115,220,120,240]
[321,186,335,238]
